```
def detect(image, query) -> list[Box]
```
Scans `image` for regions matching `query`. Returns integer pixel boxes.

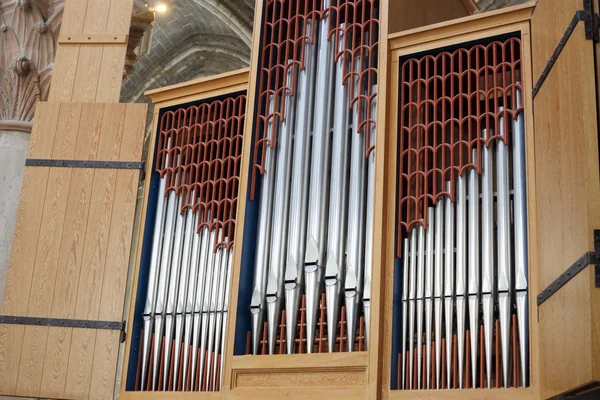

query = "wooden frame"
[119,68,249,400]
[382,3,538,399]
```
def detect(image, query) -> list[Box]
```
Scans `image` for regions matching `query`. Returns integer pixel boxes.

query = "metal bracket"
[26,158,146,181]
[532,0,600,99]
[537,230,600,307]
[0,316,127,342]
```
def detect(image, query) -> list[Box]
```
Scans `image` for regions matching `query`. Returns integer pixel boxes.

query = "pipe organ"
[119,1,600,399]
[127,73,247,392]
[245,0,379,356]
[395,36,529,391]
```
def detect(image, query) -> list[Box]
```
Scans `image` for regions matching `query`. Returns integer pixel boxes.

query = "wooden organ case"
[119,1,600,400]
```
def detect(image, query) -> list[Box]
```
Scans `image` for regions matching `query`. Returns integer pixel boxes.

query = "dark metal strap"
[0,316,127,342]
[25,159,146,180]
[537,230,600,306]
[532,0,599,99]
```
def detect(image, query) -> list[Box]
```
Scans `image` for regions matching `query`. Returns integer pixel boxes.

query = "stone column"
[0,130,29,305]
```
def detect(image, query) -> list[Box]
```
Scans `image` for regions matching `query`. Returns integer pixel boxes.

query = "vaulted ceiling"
[121,0,528,103]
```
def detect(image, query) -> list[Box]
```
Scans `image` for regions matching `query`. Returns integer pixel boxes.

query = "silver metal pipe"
[199,230,219,389]
[285,20,316,354]
[162,194,187,390]
[212,247,229,391]
[416,225,425,389]
[401,238,409,389]
[455,175,467,389]
[481,130,494,389]
[140,142,170,389]
[151,175,179,389]
[190,226,212,388]
[250,95,277,355]
[497,107,512,387]
[443,181,454,388]
[408,229,417,389]
[345,56,367,352]
[324,26,350,352]
[172,206,195,389]
[513,87,528,388]
[266,64,296,354]
[424,207,435,389]
[304,2,334,353]
[206,244,224,390]
[433,199,444,389]
[363,84,377,349]
[467,149,480,388]
[220,249,233,389]
[182,216,202,390]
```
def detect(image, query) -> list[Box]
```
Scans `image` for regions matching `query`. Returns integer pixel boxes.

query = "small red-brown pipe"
[466,329,471,389]
[135,330,143,391]
[146,334,154,391]
[480,324,485,388]
[441,337,446,389]
[431,341,435,389]
[495,319,501,388]
[167,340,175,391]
[158,337,166,391]
[453,334,458,389]
[245,331,251,355]
[513,314,518,387]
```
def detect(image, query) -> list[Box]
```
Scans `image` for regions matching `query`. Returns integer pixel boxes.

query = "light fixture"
[146,1,167,13]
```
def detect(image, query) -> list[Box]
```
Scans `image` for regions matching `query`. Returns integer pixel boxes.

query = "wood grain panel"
[40,104,106,398]
[0,103,146,399]
[50,0,133,103]
[64,104,126,397]
[233,369,366,388]
[0,103,60,395]
[531,0,600,397]
[388,0,472,34]
[16,103,83,397]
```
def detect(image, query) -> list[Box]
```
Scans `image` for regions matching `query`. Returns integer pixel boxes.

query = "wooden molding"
[144,68,250,108]
[389,2,536,50]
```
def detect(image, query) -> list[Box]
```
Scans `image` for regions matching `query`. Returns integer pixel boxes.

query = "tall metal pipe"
[199,230,219,388]
[140,141,170,389]
[212,247,229,390]
[172,205,196,389]
[513,87,528,387]
[408,230,417,389]
[220,249,233,389]
[424,207,435,389]
[400,238,409,389]
[363,85,377,349]
[324,26,350,353]
[416,225,425,388]
[162,193,188,390]
[433,199,444,389]
[304,2,334,354]
[266,65,296,354]
[481,130,494,389]
[443,181,454,387]
[182,216,202,390]
[190,226,212,388]
[455,174,467,388]
[467,148,480,388]
[285,20,316,353]
[345,56,367,352]
[497,107,512,387]
[250,95,277,355]
[151,164,179,389]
